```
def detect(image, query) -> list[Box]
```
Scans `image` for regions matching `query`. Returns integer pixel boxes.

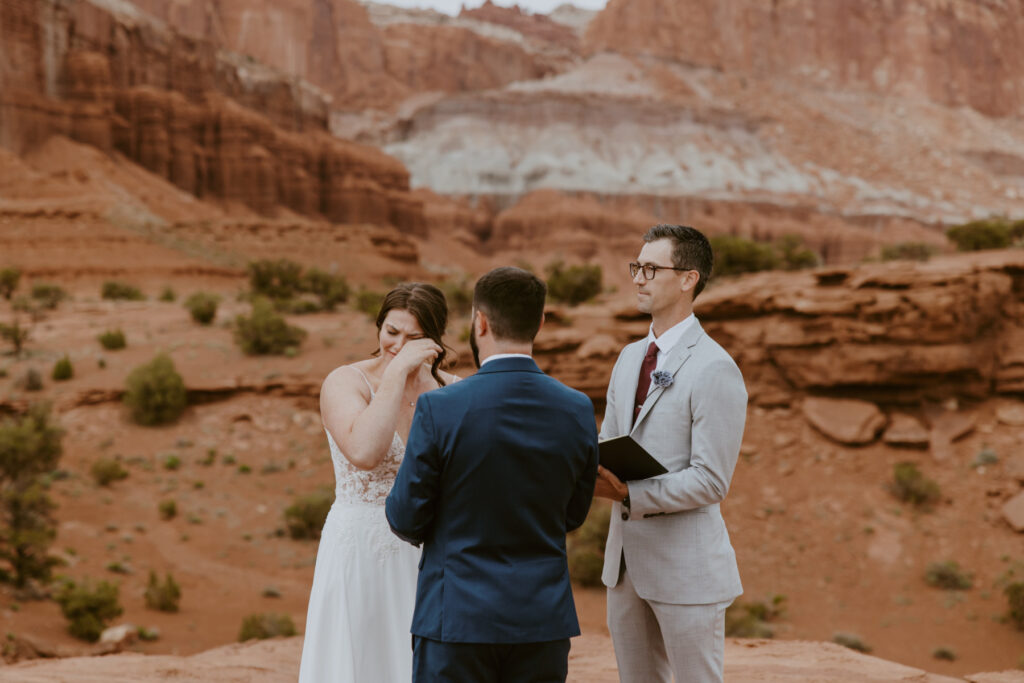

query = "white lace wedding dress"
[298,383,420,682]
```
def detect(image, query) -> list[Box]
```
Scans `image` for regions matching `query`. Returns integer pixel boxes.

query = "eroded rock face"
[585,0,1024,118]
[0,0,425,234]
[802,397,887,445]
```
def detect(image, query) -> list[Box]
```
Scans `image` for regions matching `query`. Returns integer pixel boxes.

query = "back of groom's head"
[474,267,547,342]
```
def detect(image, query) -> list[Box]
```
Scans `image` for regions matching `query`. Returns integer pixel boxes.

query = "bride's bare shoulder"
[322,362,374,398]
[441,370,462,385]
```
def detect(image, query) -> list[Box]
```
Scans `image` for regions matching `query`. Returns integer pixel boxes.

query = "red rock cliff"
[585,0,1024,117]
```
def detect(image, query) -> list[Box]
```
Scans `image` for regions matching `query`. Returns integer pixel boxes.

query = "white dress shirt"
[644,314,695,372]
[480,353,533,366]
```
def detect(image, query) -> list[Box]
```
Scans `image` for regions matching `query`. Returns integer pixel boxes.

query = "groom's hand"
[594,465,628,501]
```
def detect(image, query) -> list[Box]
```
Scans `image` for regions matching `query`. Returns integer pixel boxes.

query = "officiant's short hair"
[474,267,546,342]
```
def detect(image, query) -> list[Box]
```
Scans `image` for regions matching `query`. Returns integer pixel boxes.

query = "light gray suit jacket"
[600,319,747,605]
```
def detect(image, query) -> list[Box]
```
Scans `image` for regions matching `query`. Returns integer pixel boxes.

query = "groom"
[386,266,599,683]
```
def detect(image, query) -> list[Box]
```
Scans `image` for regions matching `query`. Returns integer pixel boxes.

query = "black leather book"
[598,436,668,482]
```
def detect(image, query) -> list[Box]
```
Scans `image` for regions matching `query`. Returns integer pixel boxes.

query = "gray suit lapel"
[631,321,705,433]
[619,341,646,432]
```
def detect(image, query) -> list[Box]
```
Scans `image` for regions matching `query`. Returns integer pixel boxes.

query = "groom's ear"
[474,309,489,336]
[537,312,545,333]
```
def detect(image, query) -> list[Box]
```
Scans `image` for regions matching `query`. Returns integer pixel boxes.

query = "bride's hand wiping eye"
[384,338,441,380]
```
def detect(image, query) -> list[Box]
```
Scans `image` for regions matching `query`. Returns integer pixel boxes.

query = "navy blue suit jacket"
[385,356,599,644]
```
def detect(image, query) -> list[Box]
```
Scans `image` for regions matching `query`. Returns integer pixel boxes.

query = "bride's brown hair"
[374,283,454,387]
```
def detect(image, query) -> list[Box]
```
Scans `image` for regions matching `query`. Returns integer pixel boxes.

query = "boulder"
[99,624,138,647]
[1005,455,1024,485]
[1002,492,1024,532]
[883,414,929,448]
[802,398,886,445]
[996,404,1024,427]
[577,334,620,359]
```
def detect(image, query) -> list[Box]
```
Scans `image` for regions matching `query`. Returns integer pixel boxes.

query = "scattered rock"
[996,404,1024,426]
[1005,455,1024,485]
[100,623,138,647]
[883,414,929,448]
[576,334,619,359]
[928,410,976,461]
[1002,492,1024,532]
[802,397,886,445]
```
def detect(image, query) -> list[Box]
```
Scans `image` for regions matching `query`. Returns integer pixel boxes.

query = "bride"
[299,283,458,682]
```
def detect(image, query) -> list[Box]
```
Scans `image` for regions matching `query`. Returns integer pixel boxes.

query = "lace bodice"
[326,428,406,506]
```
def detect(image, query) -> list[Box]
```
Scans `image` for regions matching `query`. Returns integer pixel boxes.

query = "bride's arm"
[321,339,440,471]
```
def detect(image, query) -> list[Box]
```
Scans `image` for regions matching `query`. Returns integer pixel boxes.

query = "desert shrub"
[18,368,42,391]
[137,626,160,641]
[933,647,956,661]
[90,458,128,487]
[832,632,871,653]
[0,481,60,587]
[566,501,611,587]
[247,259,304,300]
[144,571,181,612]
[234,614,292,643]
[234,298,307,356]
[725,594,787,638]
[123,354,188,426]
[924,561,972,590]
[51,356,73,381]
[439,278,474,317]
[972,447,999,468]
[30,283,67,309]
[775,234,820,270]
[0,268,20,300]
[302,268,349,311]
[354,289,385,318]
[0,403,63,486]
[163,454,181,470]
[239,612,297,641]
[881,242,938,262]
[158,287,176,302]
[0,320,29,356]
[710,235,780,276]
[53,578,122,642]
[97,329,126,350]
[283,488,334,540]
[546,261,602,307]
[1006,582,1024,630]
[890,462,941,507]
[101,281,144,301]
[274,297,322,315]
[184,292,221,325]
[946,219,1015,252]
[157,499,177,520]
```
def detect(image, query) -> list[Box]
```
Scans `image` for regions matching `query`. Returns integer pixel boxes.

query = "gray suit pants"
[608,563,730,683]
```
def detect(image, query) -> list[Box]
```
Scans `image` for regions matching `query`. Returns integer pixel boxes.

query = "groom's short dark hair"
[474,267,546,342]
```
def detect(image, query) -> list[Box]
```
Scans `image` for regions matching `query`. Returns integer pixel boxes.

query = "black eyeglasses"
[628,262,692,280]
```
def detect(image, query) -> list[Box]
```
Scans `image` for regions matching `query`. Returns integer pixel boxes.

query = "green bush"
[101,281,144,301]
[0,268,20,300]
[932,646,956,661]
[725,594,787,638]
[710,235,780,277]
[52,356,73,381]
[247,259,304,300]
[0,481,60,587]
[90,459,129,487]
[238,612,297,641]
[163,454,181,470]
[546,261,603,307]
[890,462,941,508]
[946,219,1014,252]
[1007,582,1024,630]
[439,278,474,317]
[283,488,334,540]
[302,268,349,311]
[775,234,820,270]
[184,292,221,325]
[53,578,123,642]
[880,242,938,262]
[144,571,181,612]
[0,403,63,485]
[832,632,871,653]
[924,561,972,590]
[158,287,176,302]
[234,298,307,356]
[158,499,177,520]
[123,354,188,426]
[354,289,385,318]
[0,320,29,356]
[567,501,610,586]
[98,329,126,350]
[30,283,67,309]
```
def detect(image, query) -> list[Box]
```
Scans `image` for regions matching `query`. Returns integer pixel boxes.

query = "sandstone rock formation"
[802,397,887,446]
[1002,491,1024,532]
[585,0,1024,118]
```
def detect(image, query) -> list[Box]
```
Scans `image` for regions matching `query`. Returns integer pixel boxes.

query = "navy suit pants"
[412,636,570,683]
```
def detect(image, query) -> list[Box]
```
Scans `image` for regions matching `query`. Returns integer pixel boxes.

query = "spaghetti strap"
[351,366,376,397]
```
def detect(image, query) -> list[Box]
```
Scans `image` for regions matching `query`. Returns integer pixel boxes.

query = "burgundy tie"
[632,342,659,426]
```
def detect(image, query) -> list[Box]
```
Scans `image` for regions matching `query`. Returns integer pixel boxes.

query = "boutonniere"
[651,369,674,389]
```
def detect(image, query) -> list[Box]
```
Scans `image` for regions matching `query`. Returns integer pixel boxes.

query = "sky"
[372,0,609,15]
